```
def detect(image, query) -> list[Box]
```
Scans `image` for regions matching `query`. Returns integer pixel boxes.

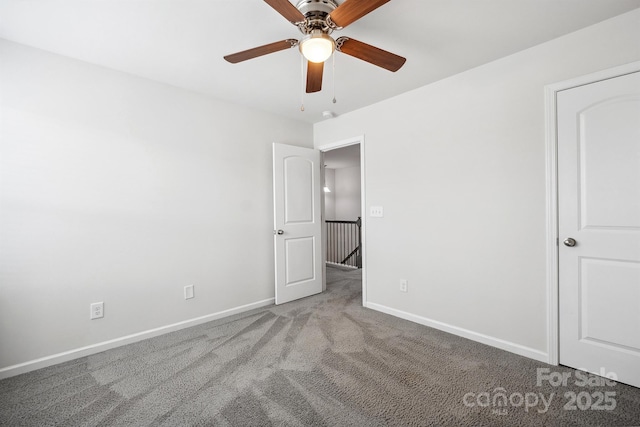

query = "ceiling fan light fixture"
[299,30,335,63]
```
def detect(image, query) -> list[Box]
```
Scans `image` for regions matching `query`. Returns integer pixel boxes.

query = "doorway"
[318,136,366,305]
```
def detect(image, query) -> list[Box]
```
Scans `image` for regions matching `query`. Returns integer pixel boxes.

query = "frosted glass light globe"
[300,32,335,63]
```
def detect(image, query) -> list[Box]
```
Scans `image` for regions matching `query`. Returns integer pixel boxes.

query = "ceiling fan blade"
[264,0,306,24]
[224,39,298,63]
[336,37,405,72]
[306,61,324,93]
[329,0,390,28]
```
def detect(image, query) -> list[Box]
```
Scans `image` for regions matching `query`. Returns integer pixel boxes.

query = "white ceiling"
[1,1,639,124]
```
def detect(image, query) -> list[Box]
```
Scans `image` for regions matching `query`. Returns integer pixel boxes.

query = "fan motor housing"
[296,0,338,33]
[296,0,338,16]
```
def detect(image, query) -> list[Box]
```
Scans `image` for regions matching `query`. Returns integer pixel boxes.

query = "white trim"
[320,151,327,292]
[325,261,358,269]
[366,302,548,363]
[0,298,274,380]
[544,83,560,366]
[317,136,364,151]
[544,61,640,367]
[317,135,367,305]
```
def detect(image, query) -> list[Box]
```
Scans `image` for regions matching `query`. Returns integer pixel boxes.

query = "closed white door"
[558,71,640,388]
[272,143,323,304]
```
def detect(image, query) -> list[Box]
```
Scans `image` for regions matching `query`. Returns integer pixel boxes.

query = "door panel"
[579,258,640,351]
[284,157,314,224]
[273,143,323,304]
[285,237,316,284]
[558,71,640,388]
[579,98,640,228]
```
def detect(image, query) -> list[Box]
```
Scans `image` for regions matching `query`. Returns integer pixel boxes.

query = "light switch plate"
[370,206,384,217]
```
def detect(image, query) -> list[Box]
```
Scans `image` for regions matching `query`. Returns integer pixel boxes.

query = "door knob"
[563,237,577,247]
[274,229,284,235]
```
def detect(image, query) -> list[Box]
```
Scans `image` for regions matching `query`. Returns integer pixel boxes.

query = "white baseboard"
[0,298,275,380]
[326,262,358,270]
[365,302,548,363]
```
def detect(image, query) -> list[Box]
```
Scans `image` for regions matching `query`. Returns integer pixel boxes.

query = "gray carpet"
[1,266,639,426]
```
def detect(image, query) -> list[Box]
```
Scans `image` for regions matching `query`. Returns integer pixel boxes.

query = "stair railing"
[326,217,361,268]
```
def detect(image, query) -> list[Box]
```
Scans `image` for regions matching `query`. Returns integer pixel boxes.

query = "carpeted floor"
[1,266,639,426]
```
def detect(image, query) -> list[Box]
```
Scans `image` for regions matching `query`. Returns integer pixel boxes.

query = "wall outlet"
[370,206,384,217]
[184,285,194,300]
[400,279,408,293]
[90,302,104,320]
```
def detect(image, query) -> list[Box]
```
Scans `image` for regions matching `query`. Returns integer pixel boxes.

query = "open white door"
[558,71,640,388]
[273,143,323,304]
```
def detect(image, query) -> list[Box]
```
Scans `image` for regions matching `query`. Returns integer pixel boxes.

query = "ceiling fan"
[223,0,406,93]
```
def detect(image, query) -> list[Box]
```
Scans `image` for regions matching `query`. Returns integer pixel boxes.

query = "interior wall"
[314,9,640,359]
[323,168,336,220]
[334,166,361,220]
[0,39,313,372]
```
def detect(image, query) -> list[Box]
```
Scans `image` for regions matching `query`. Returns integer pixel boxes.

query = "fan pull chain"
[332,53,337,104]
[300,55,305,112]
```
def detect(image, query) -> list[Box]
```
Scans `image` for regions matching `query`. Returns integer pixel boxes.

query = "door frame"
[544,61,640,366]
[317,135,367,305]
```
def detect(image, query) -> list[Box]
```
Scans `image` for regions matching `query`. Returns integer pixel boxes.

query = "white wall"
[334,166,361,220]
[323,168,336,220]
[0,40,312,374]
[314,9,640,360]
